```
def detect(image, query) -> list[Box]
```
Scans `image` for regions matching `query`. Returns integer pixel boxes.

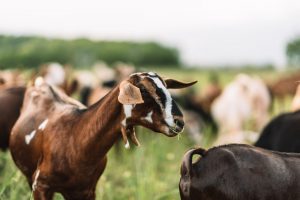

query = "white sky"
[0,0,300,67]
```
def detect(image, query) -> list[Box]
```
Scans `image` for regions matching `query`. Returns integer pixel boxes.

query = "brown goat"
[0,70,25,87]
[10,72,196,200]
[179,144,300,200]
[0,86,25,150]
[268,71,300,100]
[0,81,76,151]
[37,62,78,96]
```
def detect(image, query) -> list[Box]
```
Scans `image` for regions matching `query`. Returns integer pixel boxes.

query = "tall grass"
[0,128,204,200]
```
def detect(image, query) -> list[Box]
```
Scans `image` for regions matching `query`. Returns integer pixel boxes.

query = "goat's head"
[24,77,85,110]
[118,72,197,147]
[24,77,58,108]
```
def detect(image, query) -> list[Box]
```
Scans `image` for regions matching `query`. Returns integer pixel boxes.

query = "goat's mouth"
[167,125,184,136]
[166,118,184,136]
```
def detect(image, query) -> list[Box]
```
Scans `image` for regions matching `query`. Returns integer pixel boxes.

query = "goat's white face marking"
[38,119,48,130]
[25,130,36,145]
[147,73,175,127]
[32,169,40,191]
[144,111,153,123]
[122,104,134,126]
[148,72,156,76]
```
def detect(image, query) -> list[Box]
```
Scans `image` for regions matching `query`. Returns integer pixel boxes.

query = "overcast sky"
[1,0,300,67]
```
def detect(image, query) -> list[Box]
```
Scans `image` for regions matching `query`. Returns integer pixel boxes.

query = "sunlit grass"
[0,128,198,200]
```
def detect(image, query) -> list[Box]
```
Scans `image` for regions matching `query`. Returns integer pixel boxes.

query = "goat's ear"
[165,79,197,89]
[118,81,144,104]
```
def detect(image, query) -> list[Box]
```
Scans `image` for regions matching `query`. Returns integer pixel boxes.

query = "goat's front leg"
[32,170,54,200]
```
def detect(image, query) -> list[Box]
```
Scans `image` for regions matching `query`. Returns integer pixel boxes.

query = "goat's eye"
[140,86,146,92]
[140,87,150,98]
[141,90,147,96]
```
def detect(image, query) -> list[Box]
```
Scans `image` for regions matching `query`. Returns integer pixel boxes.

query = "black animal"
[0,86,25,150]
[179,144,300,200]
[173,93,218,133]
[255,110,300,152]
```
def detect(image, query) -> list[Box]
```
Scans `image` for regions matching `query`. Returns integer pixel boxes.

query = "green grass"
[0,128,201,200]
[0,67,295,199]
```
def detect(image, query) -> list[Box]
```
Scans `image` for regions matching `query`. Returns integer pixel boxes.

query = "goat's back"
[180,144,300,200]
[255,110,300,153]
[10,83,84,177]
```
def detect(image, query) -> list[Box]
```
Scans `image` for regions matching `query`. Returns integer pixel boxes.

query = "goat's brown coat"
[10,73,196,200]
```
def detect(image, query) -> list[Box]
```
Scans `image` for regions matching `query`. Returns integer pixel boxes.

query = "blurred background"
[0,0,300,199]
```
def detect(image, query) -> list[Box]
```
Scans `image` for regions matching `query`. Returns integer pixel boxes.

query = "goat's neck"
[78,86,124,159]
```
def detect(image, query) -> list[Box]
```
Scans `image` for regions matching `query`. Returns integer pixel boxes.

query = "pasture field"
[0,67,295,200]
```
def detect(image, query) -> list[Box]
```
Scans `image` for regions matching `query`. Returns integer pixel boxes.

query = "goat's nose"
[174,118,184,129]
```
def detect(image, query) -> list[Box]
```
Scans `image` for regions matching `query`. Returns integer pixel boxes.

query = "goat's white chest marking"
[25,130,36,145]
[122,104,134,126]
[25,119,49,145]
[144,111,153,123]
[32,169,40,191]
[148,73,174,127]
[121,104,134,149]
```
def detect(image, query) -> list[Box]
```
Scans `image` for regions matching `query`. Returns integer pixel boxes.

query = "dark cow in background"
[179,144,300,200]
[255,110,300,153]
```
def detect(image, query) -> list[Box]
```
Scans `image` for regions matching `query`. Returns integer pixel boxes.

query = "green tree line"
[287,37,300,66]
[0,35,180,69]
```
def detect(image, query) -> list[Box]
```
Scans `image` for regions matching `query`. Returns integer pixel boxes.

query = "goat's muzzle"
[168,117,184,136]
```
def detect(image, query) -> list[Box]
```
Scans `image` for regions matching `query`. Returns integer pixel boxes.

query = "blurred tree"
[0,35,180,69]
[287,37,300,67]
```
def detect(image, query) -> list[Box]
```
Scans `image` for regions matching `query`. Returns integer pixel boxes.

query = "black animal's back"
[255,110,300,152]
[180,144,300,200]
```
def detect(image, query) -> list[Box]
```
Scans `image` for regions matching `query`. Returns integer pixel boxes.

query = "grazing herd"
[1,63,300,200]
